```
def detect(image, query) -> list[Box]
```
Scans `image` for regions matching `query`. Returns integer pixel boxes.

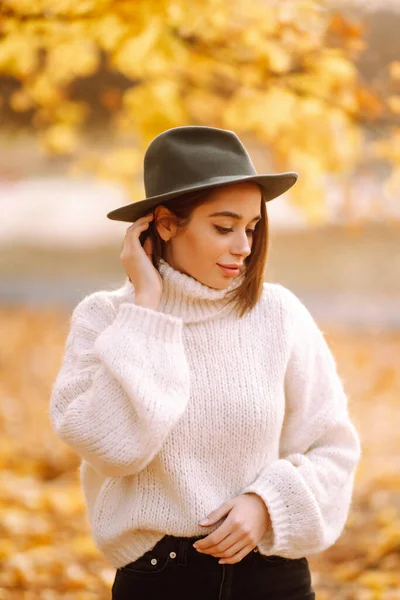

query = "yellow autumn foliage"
[0,0,398,223]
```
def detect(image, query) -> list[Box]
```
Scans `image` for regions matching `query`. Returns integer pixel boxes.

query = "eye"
[214,226,233,234]
[214,226,255,236]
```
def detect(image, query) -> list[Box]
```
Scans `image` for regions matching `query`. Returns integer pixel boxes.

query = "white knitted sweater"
[49,258,361,569]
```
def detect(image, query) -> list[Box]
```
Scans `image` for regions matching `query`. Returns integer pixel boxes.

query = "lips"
[218,264,243,269]
[217,264,241,277]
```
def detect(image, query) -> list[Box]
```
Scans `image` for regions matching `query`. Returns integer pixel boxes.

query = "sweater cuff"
[241,460,300,555]
[111,302,184,343]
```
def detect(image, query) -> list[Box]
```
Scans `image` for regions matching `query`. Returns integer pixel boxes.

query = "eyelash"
[214,226,255,236]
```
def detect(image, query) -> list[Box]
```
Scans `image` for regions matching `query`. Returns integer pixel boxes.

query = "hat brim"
[106,172,298,222]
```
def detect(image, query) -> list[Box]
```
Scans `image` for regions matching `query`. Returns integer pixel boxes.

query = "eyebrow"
[208,211,261,222]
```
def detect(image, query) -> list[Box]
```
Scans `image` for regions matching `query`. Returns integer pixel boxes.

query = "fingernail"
[199,518,209,525]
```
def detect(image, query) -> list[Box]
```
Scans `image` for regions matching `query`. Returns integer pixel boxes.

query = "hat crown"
[143,126,257,198]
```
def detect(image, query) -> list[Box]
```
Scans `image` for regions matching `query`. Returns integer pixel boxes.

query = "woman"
[49,126,362,600]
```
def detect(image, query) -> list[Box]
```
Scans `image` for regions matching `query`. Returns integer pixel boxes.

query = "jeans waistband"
[150,534,273,568]
[154,534,209,567]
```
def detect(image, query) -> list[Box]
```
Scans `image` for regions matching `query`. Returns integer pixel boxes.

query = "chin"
[197,266,232,289]
[210,278,230,290]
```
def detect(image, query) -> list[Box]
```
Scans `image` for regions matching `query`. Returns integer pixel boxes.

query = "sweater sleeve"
[241,287,362,558]
[49,291,191,478]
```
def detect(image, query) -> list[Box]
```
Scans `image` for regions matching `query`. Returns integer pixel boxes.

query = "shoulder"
[259,283,337,383]
[261,281,309,317]
[71,278,133,334]
[260,281,321,338]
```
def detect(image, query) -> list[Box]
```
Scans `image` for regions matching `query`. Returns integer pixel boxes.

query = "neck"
[121,257,245,324]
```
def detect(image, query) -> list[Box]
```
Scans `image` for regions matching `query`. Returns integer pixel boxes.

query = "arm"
[49,291,190,478]
[241,288,362,558]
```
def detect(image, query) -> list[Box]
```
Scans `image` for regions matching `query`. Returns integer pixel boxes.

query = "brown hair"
[143,184,269,318]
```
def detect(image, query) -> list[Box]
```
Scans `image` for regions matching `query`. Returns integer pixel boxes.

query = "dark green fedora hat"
[107,126,298,222]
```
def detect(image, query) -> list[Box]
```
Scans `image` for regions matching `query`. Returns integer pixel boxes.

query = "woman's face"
[155,182,263,290]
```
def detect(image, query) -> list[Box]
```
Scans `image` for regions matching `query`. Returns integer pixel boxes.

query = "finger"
[199,531,241,556]
[127,213,154,228]
[123,221,151,244]
[210,534,250,557]
[194,528,228,552]
[194,512,235,550]
[218,543,255,565]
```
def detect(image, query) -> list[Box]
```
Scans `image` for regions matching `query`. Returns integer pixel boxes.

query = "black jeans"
[111,534,316,600]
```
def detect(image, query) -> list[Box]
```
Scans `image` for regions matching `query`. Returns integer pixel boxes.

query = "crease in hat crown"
[106,125,299,222]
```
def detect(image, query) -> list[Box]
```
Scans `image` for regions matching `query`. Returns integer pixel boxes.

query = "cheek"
[184,229,224,256]
[198,232,228,256]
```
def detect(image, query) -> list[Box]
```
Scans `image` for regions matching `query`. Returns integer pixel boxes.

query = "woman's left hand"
[192,493,272,564]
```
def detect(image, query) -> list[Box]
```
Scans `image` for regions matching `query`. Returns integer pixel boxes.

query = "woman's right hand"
[120,212,163,311]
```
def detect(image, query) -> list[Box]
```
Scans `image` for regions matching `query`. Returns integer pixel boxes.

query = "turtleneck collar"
[120,257,245,324]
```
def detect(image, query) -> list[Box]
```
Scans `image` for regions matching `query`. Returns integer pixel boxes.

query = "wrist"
[134,294,160,311]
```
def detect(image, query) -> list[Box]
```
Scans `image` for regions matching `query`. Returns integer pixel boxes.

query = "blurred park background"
[0,0,399,598]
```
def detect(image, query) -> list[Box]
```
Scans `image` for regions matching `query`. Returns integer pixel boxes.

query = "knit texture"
[49,257,362,568]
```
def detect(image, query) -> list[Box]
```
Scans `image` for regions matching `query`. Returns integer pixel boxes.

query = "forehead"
[197,183,262,215]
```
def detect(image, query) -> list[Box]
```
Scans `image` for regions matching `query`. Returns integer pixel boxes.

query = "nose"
[231,231,252,258]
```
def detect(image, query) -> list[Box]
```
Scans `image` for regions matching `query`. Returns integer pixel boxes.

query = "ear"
[154,205,178,242]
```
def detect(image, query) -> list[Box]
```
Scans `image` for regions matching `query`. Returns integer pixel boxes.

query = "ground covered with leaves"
[0,306,399,599]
